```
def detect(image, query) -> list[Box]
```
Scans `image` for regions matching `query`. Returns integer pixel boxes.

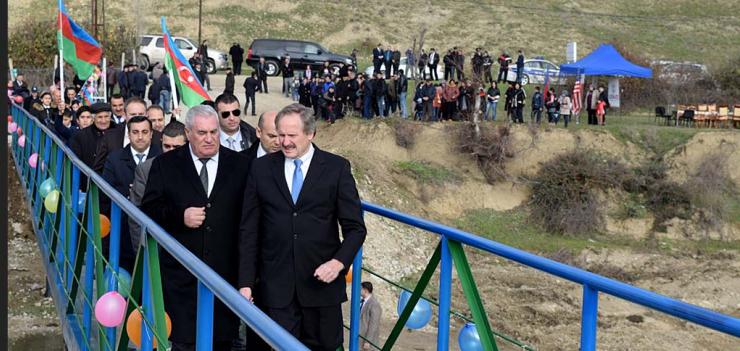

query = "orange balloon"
[345,267,353,283]
[99,215,111,238]
[16,127,22,136]
[126,309,172,348]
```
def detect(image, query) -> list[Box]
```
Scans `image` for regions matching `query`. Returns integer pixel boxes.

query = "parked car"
[138,35,229,74]
[363,57,445,80]
[506,59,566,86]
[245,39,354,77]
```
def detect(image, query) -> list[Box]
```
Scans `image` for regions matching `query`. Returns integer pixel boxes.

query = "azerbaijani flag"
[161,17,210,107]
[543,66,551,105]
[57,0,102,80]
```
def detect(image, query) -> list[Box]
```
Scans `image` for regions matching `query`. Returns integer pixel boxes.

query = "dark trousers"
[266,298,343,351]
[515,106,524,123]
[456,66,464,81]
[516,65,523,83]
[244,93,256,116]
[373,61,382,75]
[531,109,542,124]
[444,65,452,81]
[384,61,393,78]
[428,64,439,80]
[587,109,596,125]
[311,95,320,116]
[497,68,508,83]
[260,77,268,93]
[171,340,232,351]
[393,63,400,77]
[484,68,493,84]
[562,114,571,127]
[441,101,456,120]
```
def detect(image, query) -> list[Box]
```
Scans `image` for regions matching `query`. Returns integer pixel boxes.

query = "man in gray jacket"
[359,282,382,350]
[128,120,187,248]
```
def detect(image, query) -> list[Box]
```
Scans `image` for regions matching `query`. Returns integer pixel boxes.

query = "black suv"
[246,39,354,76]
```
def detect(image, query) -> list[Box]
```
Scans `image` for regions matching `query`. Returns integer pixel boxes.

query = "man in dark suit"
[129,120,187,249]
[243,72,261,116]
[372,44,384,75]
[428,48,440,81]
[238,103,366,351]
[256,57,269,93]
[131,66,149,99]
[141,105,250,351]
[229,43,244,75]
[214,94,257,153]
[110,94,126,125]
[241,110,280,162]
[102,116,162,272]
[93,97,163,173]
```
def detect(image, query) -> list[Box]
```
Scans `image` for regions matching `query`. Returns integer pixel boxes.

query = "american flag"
[572,80,583,115]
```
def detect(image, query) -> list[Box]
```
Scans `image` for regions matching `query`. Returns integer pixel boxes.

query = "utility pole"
[197,0,203,45]
[91,0,98,38]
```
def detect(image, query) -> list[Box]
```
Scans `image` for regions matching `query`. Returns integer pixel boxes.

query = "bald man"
[242,110,280,163]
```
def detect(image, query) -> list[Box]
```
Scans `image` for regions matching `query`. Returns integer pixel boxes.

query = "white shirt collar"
[284,144,315,194]
[256,143,268,158]
[189,145,219,196]
[130,145,151,164]
[220,130,243,151]
[123,124,130,147]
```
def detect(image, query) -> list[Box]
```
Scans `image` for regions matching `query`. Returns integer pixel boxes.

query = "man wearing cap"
[69,102,114,189]
[102,115,162,272]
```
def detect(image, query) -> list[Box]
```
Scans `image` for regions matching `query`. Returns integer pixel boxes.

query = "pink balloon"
[8,122,17,133]
[14,95,24,104]
[94,291,127,327]
[18,135,26,147]
[29,153,38,168]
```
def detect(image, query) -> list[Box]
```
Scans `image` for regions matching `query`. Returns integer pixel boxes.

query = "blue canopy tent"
[559,44,652,78]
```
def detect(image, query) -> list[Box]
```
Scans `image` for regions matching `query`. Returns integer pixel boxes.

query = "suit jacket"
[372,48,384,63]
[92,124,163,174]
[141,145,250,343]
[240,139,260,164]
[102,144,162,271]
[359,296,382,348]
[243,77,260,95]
[69,124,112,191]
[429,52,440,65]
[128,156,155,249]
[238,146,366,309]
[257,62,268,79]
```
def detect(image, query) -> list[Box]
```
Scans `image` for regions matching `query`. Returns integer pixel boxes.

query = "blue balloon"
[396,290,432,329]
[77,191,86,214]
[39,178,56,198]
[459,322,484,351]
[104,267,132,297]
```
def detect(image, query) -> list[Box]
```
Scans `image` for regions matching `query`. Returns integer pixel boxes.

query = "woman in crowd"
[442,79,459,121]
[546,87,558,124]
[558,90,572,128]
[485,82,500,121]
[512,82,526,124]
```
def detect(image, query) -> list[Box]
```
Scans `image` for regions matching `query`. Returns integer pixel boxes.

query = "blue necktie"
[291,159,303,204]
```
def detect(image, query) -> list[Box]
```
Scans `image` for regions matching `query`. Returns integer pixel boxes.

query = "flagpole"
[102,57,107,102]
[58,0,65,104]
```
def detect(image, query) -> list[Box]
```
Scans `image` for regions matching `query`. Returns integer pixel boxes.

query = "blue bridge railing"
[8,101,740,351]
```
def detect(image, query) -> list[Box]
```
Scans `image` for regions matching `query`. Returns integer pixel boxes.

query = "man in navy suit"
[372,44,384,75]
[101,115,162,272]
[239,103,366,350]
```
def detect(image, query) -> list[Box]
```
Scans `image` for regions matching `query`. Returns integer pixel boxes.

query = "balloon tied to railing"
[397,290,433,329]
[126,309,172,348]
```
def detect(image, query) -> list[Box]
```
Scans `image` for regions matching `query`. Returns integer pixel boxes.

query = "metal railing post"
[142,248,154,351]
[82,194,96,351]
[349,247,363,351]
[580,284,599,351]
[105,203,121,350]
[67,166,80,291]
[437,236,452,351]
[196,281,215,351]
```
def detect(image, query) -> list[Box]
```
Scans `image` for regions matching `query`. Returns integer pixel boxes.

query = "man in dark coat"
[142,105,250,351]
[224,68,235,95]
[372,44,384,75]
[238,103,366,351]
[256,57,269,93]
[243,72,261,116]
[131,66,149,99]
[101,116,162,272]
[229,43,244,75]
[516,50,525,84]
[69,102,114,190]
[92,97,163,174]
[428,48,440,81]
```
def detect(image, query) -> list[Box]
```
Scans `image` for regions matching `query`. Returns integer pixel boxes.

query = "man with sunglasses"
[214,93,257,153]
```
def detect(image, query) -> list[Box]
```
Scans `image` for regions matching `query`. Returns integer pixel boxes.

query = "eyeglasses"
[220,109,241,119]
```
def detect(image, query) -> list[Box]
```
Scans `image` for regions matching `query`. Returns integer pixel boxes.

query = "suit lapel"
[271,153,293,206]
[120,145,136,173]
[295,145,326,207]
[208,147,231,200]
[176,145,208,199]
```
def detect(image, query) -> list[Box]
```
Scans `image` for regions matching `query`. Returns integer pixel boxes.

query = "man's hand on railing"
[313,259,345,283]
[184,207,206,228]
[239,287,253,302]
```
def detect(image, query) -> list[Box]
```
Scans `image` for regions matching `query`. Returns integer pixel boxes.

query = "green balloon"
[40,178,56,199]
[44,190,60,213]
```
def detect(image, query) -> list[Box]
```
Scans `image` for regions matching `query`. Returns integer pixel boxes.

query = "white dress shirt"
[190,145,219,197]
[220,130,243,152]
[130,146,151,165]
[122,125,130,147]
[284,144,315,194]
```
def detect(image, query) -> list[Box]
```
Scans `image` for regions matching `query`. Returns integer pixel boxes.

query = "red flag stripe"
[59,13,102,64]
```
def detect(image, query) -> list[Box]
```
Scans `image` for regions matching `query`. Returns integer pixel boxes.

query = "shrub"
[393,119,422,149]
[528,151,630,235]
[455,123,514,184]
[684,152,738,237]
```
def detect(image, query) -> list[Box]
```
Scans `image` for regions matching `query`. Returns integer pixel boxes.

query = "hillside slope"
[9,0,740,69]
